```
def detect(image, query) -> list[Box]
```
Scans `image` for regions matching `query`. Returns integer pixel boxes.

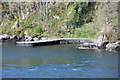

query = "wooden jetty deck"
[16,38,95,46]
[16,39,61,46]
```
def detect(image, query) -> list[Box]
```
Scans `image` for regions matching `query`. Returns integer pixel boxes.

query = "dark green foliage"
[66,2,96,29]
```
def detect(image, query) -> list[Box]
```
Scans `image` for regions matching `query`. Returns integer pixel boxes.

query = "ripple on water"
[5,64,19,67]
[2,43,118,78]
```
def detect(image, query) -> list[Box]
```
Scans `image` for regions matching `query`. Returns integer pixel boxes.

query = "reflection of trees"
[2,57,74,68]
[23,57,73,67]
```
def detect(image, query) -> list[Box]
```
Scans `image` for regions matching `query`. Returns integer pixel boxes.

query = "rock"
[115,46,120,51]
[98,42,109,49]
[33,37,39,41]
[105,41,120,51]
[78,43,98,50]
[89,43,97,48]
[24,35,28,39]
[106,43,117,51]
[25,37,34,41]
[17,36,22,40]
[10,35,22,41]
[79,42,98,49]
[83,43,89,47]
[25,39,28,41]
[10,35,18,40]
[0,34,10,40]
[111,41,120,51]
[0,34,22,41]
[96,35,103,44]
[115,41,120,45]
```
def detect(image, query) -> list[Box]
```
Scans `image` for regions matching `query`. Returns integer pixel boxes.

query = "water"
[1,42,118,78]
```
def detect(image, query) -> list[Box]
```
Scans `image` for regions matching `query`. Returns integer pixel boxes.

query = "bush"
[33,26,43,36]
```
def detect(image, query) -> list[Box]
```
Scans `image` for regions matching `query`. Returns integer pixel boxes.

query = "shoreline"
[0,34,120,51]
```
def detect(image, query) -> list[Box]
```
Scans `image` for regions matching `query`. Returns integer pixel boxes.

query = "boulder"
[98,42,109,49]
[115,41,120,45]
[78,43,98,49]
[0,34,10,40]
[10,35,18,40]
[115,46,120,51]
[106,43,116,51]
[114,41,120,51]
[25,37,34,41]
[96,35,103,44]
[79,42,97,49]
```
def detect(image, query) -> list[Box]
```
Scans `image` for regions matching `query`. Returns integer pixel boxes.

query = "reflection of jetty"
[16,38,95,46]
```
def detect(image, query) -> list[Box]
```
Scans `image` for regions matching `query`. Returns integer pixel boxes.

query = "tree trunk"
[8,2,12,16]
[46,1,47,19]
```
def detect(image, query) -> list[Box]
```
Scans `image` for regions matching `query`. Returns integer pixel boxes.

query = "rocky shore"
[0,34,44,42]
[78,40,120,51]
[0,34,120,51]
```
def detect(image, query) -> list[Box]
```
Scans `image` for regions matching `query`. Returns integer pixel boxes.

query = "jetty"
[16,39,60,46]
[16,38,95,46]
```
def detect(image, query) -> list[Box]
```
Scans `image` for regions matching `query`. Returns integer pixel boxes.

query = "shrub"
[33,26,43,36]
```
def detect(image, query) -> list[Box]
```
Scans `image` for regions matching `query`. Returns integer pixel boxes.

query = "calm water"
[2,42,118,78]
